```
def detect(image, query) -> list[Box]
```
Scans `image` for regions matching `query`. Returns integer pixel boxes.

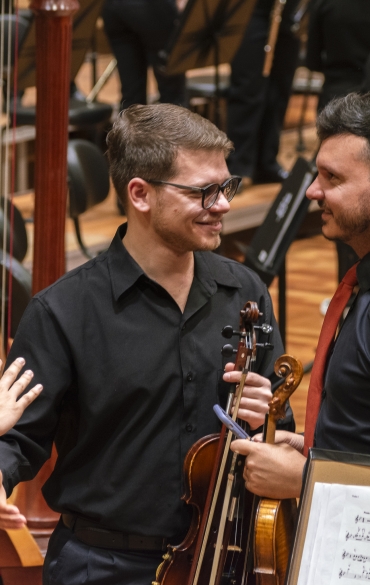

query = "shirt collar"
[107,223,146,301]
[193,250,243,295]
[107,223,243,301]
[357,252,370,293]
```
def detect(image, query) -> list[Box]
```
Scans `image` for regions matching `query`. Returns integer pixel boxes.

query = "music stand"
[161,0,257,125]
[244,157,316,348]
[14,0,105,91]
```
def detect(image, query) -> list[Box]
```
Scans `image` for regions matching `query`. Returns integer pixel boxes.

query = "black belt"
[62,513,168,551]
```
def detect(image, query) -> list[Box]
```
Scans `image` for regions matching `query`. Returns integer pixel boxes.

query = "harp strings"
[0,0,19,356]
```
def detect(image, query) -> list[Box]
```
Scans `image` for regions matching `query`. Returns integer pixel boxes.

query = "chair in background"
[67,138,110,259]
[186,71,230,129]
[0,249,31,341]
[0,11,32,82]
[0,197,31,344]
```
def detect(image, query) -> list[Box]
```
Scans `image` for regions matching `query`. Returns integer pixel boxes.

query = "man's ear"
[127,178,153,212]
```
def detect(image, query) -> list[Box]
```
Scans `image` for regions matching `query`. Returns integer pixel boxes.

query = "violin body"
[253,355,303,585]
[254,498,297,585]
[153,434,219,585]
[153,432,256,585]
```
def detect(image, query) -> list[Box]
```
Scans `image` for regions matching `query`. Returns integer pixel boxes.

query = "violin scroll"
[269,355,303,424]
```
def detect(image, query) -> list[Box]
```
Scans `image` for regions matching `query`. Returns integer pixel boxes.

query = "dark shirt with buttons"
[0,224,291,539]
[315,252,370,454]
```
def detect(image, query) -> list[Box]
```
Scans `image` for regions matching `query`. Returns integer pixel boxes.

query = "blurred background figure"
[102,0,186,111]
[306,0,370,280]
[226,0,301,188]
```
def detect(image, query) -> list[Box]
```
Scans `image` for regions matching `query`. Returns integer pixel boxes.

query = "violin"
[153,301,274,585]
[254,354,303,585]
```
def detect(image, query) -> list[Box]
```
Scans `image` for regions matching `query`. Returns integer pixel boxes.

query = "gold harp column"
[30,0,79,295]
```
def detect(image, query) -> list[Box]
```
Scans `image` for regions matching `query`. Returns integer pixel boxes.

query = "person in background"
[102,0,186,111]
[227,0,301,189]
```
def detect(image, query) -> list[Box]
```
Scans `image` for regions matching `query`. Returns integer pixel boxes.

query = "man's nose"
[306,176,324,201]
[211,191,231,212]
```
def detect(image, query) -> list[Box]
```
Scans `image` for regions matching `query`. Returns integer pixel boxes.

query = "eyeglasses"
[144,176,242,209]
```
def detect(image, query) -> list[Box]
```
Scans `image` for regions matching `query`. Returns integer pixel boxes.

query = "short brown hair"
[106,104,233,210]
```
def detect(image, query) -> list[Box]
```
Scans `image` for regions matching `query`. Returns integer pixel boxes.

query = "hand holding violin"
[230,437,305,499]
[223,363,272,430]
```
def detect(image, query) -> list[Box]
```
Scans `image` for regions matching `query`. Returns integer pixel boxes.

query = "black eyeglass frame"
[143,176,242,209]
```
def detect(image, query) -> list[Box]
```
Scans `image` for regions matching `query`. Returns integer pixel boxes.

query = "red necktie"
[303,262,359,456]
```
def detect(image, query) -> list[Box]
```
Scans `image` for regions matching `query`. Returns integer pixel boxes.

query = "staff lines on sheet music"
[355,514,370,525]
[339,564,370,581]
[346,528,370,542]
[343,550,370,563]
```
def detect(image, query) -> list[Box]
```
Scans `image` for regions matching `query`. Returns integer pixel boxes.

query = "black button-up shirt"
[0,224,288,538]
[315,252,370,454]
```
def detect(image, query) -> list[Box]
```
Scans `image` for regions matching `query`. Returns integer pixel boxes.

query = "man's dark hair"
[106,103,233,211]
[317,92,370,160]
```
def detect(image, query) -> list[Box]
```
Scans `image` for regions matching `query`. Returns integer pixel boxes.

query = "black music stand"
[161,0,257,126]
[14,0,106,91]
[244,157,316,349]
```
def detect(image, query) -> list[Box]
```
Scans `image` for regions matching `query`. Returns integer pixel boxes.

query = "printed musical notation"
[355,514,370,525]
[346,529,370,543]
[297,484,370,585]
[342,549,370,562]
[339,565,370,580]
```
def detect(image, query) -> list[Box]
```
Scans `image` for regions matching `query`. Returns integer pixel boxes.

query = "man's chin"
[322,229,351,245]
[195,235,221,252]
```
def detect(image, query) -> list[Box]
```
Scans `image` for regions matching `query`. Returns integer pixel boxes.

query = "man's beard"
[319,200,370,244]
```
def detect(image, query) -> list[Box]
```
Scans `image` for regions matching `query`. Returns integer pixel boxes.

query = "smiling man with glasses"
[0,104,292,585]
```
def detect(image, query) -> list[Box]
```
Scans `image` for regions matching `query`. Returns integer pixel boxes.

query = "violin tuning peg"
[221,344,237,357]
[254,323,273,334]
[261,323,273,334]
[221,325,241,339]
[221,325,234,338]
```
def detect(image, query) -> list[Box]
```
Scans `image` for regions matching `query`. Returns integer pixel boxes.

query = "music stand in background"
[244,157,316,349]
[14,0,105,91]
[161,0,257,126]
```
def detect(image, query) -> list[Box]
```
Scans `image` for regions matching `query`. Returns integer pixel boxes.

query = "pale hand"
[230,439,306,499]
[0,357,43,436]
[223,362,272,430]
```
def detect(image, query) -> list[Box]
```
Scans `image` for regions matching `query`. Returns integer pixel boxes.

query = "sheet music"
[297,483,370,585]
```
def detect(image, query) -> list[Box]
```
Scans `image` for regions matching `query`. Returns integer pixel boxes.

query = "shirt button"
[186,424,193,432]
[181,324,186,331]
[186,372,193,381]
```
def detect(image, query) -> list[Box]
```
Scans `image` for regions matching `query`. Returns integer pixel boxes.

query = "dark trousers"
[43,520,163,585]
[102,0,186,109]
[227,12,299,178]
